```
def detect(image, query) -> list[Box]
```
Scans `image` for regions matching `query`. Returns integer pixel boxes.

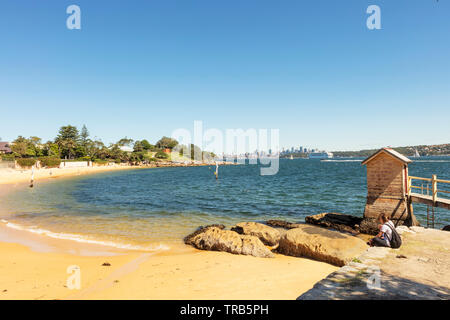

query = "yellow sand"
[0,240,337,300]
[0,165,338,300]
[0,165,138,185]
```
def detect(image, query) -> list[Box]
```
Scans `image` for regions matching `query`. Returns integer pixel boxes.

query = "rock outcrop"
[266,220,303,229]
[358,218,380,235]
[305,212,362,235]
[184,224,225,245]
[278,225,368,266]
[186,226,274,258]
[231,222,281,246]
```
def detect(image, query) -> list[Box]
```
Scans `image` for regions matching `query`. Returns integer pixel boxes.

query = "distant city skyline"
[1,1,449,151]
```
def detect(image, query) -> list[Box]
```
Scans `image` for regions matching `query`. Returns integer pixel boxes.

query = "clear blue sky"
[0,0,449,151]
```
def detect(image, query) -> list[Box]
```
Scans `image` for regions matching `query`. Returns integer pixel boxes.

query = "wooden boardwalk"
[407,175,450,226]
[409,193,450,210]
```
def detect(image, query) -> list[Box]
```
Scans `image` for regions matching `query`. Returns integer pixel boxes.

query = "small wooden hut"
[361,148,419,232]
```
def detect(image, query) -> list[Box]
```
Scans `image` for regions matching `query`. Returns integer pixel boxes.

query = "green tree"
[55,125,80,159]
[11,136,42,157]
[29,136,42,146]
[30,137,44,157]
[96,146,111,160]
[140,139,153,150]
[74,145,87,158]
[117,137,133,147]
[109,144,125,160]
[85,139,105,159]
[133,141,144,153]
[129,151,145,162]
[80,125,89,145]
[11,136,33,157]
[43,141,60,157]
[155,136,178,149]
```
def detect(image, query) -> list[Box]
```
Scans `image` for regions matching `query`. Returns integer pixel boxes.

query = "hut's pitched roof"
[361,148,412,166]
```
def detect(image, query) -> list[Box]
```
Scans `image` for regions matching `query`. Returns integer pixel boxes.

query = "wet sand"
[0,238,337,300]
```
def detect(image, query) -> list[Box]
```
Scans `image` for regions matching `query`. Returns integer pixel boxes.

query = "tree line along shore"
[0,125,217,168]
[332,144,450,158]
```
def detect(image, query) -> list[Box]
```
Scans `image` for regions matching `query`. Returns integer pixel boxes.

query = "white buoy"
[214,161,219,180]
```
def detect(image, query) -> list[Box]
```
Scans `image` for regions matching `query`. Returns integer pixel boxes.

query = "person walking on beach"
[368,213,396,247]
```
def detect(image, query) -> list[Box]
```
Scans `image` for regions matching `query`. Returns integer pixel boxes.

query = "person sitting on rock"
[368,213,395,247]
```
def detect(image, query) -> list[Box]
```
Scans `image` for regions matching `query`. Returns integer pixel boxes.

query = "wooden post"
[407,176,412,197]
[432,175,437,204]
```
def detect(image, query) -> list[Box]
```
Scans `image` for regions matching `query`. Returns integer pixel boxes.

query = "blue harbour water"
[1,158,449,250]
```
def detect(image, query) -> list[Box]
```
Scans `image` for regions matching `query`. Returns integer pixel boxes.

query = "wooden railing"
[408,175,450,203]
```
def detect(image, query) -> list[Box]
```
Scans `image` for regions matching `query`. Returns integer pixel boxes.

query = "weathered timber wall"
[366,153,405,199]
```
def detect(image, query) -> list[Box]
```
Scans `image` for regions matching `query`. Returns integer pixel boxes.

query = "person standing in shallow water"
[30,165,35,188]
[368,213,395,247]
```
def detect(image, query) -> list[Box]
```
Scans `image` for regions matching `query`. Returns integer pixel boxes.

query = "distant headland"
[333,144,450,158]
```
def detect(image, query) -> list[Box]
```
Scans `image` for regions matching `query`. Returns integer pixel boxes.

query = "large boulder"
[231,222,281,246]
[186,227,274,258]
[278,225,368,266]
[305,212,362,235]
[184,224,225,245]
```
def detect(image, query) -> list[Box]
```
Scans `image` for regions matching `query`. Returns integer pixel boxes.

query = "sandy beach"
[0,166,338,300]
[0,165,145,186]
[0,239,337,300]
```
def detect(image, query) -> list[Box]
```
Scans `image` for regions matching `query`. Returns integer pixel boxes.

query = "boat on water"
[413,148,420,157]
[290,155,294,160]
[308,152,334,159]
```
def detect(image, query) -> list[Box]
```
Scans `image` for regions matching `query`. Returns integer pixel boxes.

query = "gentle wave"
[0,219,170,252]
